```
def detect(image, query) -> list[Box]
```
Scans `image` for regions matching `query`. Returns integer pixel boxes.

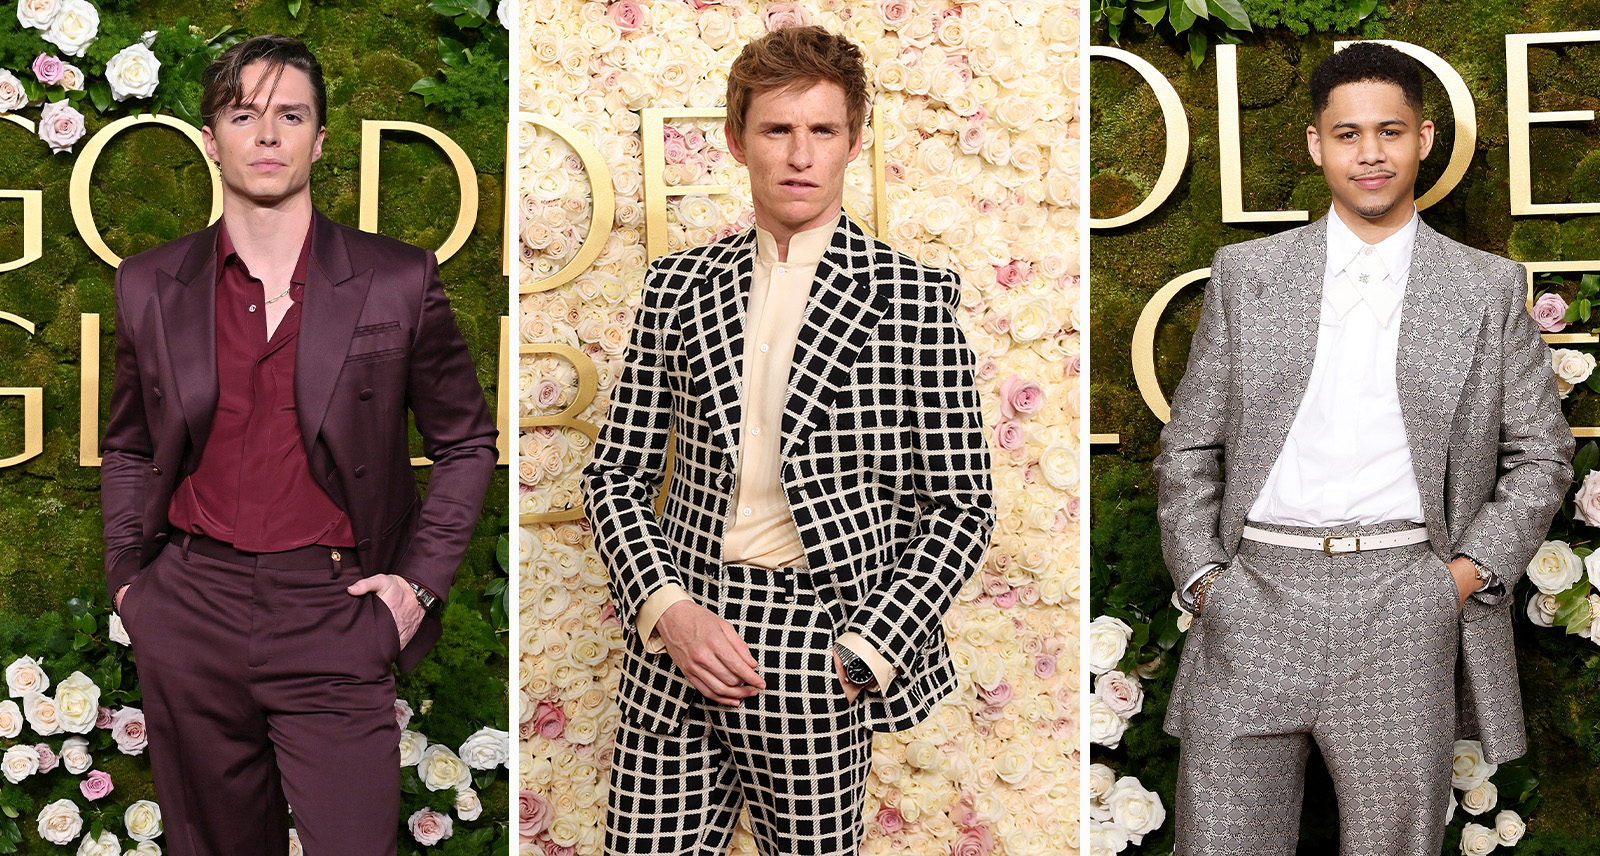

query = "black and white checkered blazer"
[583,211,996,735]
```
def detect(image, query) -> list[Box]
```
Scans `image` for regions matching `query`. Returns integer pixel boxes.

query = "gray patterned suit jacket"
[1153,215,1573,762]
[583,212,995,736]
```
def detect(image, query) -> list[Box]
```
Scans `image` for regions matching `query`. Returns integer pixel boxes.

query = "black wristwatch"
[833,643,874,687]
[405,580,438,612]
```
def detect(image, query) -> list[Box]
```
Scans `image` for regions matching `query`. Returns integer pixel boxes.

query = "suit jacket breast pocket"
[346,322,408,366]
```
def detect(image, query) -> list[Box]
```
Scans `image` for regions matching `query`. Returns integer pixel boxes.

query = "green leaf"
[410,77,442,107]
[1150,606,1182,650]
[1582,273,1599,297]
[438,36,470,69]
[1573,440,1599,483]
[287,0,302,17]
[1207,0,1251,30]
[1565,303,1582,323]
[1168,0,1197,31]
[495,533,509,573]
[0,808,12,820]
[1354,0,1380,17]
[1187,29,1208,67]
[1132,0,1167,26]
[87,80,112,113]
[1582,299,1592,323]
[1556,590,1591,634]
[1184,0,1209,19]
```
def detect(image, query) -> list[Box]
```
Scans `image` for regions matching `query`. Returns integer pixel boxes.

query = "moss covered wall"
[1093,1,1600,851]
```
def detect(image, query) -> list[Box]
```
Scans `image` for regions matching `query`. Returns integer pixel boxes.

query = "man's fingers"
[718,626,765,688]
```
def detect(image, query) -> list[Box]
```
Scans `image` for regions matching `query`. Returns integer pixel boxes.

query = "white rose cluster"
[1089,765,1165,855]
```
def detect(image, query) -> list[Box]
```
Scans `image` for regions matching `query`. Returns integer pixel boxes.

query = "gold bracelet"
[1191,562,1229,614]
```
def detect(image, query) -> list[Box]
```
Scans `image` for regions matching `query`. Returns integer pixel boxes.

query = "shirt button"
[151,465,161,475]
[248,304,257,312]
[741,507,752,517]
[751,427,760,436]
[759,343,769,353]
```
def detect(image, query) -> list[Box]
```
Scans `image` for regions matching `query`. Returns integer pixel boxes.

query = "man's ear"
[312,126,325,163]
[201,124,218,163]
[1418,118,1435,161]
[725,121,746,165]
[1306,123,1322,168]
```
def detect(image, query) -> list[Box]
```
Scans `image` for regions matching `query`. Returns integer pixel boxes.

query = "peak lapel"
[1397,221,1475,542]
[780,215,887,461]
[295,212,371,447]
[678,232,754,473]
[156,221,223,452]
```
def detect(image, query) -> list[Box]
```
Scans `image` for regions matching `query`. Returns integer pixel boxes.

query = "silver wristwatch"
[834,643,873,687]
[405,580,438,612]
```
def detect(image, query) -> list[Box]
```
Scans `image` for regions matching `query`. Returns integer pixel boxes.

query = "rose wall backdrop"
[1092,2,1600,854]
[0,0,512,853]
[515,1,1081,854]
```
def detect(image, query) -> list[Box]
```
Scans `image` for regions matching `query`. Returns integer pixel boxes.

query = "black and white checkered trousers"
[606,564,872,856]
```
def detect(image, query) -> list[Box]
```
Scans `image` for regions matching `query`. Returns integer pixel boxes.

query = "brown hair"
[725,26,869,144]
[201,35,326,131]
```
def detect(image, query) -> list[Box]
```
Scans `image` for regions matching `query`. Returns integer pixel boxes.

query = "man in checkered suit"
[582,26,995,856]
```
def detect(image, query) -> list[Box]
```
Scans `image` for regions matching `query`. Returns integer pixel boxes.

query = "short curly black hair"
[1309,42,1424,122]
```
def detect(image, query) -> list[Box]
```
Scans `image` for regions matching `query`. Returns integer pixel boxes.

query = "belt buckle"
[1323,533,1361,556]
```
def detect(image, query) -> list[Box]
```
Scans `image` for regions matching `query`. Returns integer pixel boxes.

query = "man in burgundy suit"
[99,36,497,856]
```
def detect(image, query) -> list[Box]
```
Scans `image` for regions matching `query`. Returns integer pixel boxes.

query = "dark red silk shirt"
[167,219,356,550]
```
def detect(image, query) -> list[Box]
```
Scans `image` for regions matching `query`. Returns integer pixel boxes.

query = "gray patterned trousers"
[1170,521,1459,856]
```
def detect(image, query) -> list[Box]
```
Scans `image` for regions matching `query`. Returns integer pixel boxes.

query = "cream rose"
[55,671,99,733]
[1527,591,1560,627]
[1088,763,1116,819]
[0,70,26,112]
[107,612,130,646]
[58,62,82,90]
[1494,809,1526,846]
[1451,739,1498,791]
[1576,469,1600,527]
[1088,615,1132,674]
[74,829,119,856]
[123,800,162,843]
[1087,697,1127,749]
[418,744,472,791]
[0,700,20,738]
[105,42,160,101]
[59,735,89,774]
[7,655,49,697]
[1106,776,1165,845]
[128,841,160,856]
[1095,670,1144,718]
[41,0,95,56]
[2,743,37,783]
[1553,347,1596,397]
[24,691,61,735]
[454,787,483,821]
[459,726,509,770]
[1528,540,1584,595]
[16,0,60,30]
[1459,781,1498,815]
[1459,822,1497,856]
[36,799,82,845]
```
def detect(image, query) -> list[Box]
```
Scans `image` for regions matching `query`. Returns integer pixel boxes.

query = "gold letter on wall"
[519,342,600,524]
[1216,45,1307,224]
[0,311,41,468]
[359,120,479,264]
[523,114,618,293]
[1507,31,1600,215]
[1131,268,1212,423]
[71,115,223,267]
[1088,46,1190,230]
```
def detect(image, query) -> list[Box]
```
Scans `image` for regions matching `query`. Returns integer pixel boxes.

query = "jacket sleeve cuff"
[837,632,896,691]
[1178,562,1222,610]
[636,584,693,654]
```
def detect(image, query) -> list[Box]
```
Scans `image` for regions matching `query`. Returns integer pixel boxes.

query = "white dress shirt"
[1183,208,1427,598]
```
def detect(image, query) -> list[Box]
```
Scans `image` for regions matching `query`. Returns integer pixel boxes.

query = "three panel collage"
[0,0,1594,855]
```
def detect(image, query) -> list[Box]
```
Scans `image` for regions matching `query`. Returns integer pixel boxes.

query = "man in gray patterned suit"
[584,26,994,856]
[1155,42,1572,855]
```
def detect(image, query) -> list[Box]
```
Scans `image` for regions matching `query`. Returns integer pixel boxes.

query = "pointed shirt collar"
[1323,206,1417,326]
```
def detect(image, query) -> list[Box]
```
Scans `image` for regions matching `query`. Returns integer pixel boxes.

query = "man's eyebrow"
[1330,117,1408,130]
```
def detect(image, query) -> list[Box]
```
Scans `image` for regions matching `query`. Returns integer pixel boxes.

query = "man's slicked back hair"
[201,34,326,131]
[725,25,869,144]
[1309,42,1425,122]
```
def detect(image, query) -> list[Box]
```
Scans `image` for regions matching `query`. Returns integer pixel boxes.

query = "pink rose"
[544,843,575,856]
[534,702,565,739]
[958,122,984,154]
[876,805,904,834]
[1533,292,1570,332]
[998,376,1045,420]
[1096,670,1145,717]
[979,682,1012,707]
[34,744,56,773]
[994,419,1024,452]
[688,0,720,8]
[953,825,995,856]
[607,0,644,32]
[598,602,617,625]
[394,699,413,730]
[37,100,85,154]
[1052,716,1075,739]
[535,378,562,408]
[762,3,812,31]
[684,129,705,151]
[662,128,689,164]
[877,0,911,26]
[520,790,552,841]
[407,808,453,846]
[992,588,1017,608]
[79,770,112,800]
[1065,353,1081,376]
[1066,497,1080,520]
[1576,470,1600,526]
[95,706,114,729]
[111,707,147,755]
[994,260,1032,288]
[1034,654,1056,678]
[32,54,63,85]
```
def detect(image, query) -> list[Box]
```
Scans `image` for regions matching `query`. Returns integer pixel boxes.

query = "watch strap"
[833,642,874,687]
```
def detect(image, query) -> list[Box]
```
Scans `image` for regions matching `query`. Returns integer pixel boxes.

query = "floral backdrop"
[515,1,1081,854]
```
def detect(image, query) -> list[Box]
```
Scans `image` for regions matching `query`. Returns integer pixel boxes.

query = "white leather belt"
[1241,525,1429,557]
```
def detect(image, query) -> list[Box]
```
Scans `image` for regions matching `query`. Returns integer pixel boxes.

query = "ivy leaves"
[1094,0,1253,68]
[410,3,507,120]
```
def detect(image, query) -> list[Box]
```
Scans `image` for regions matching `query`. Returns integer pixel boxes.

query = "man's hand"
[347,574,426,648]
[655,600,765,706]
[832,650,863,704]
[114,584,130,614]
[1447,557,1480,611]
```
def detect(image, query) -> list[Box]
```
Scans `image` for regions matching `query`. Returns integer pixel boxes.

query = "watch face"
[844,659,873,686]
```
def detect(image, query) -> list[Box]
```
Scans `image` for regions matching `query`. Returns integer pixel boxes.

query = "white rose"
[287,828,302,856]
[393,699,413,729]
[408,808,454,846]
[923,197,961,235]
[0,700,21,737]
[58,63,83,91]
[454,787,483,821]
[1087,697,1128,748]
[1090,819,1130,856]
[1494,809,1526,846]
[1088,763,1116,818]
[16,0,60,30]
[1088,615,1133,674]
[36,799,82,845]
[1527,540,1584,595]
[127,841,161,856]
[1554,348,1597,397]
[7,655,50,697]
[458,727,509,770]
[417,744,472,791]
[0,70,26,112]
[1459,781,1498,815]
[1527,591,1559,627]
[24,691,62,735]
[398,729,426,766]
[1095,670,1144,718]
[1459,822,1497,856]
[55,671,100,734]
[1106,776,1166,845]
[108,612,130,646]
[1010,296,1054,342]
[123,800,162,843]
[1038,442,1077,490]
[75,829,119,856]
[1451,739,1498,791]
[59,735,90,774]
[106,43,160,101]
[111,707,147,754]
[41,0,96,56]
[2,743,37,783]
[992,743,1033,785]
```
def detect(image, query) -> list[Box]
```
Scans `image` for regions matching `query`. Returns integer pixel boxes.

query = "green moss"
[1512,220,1562,261]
